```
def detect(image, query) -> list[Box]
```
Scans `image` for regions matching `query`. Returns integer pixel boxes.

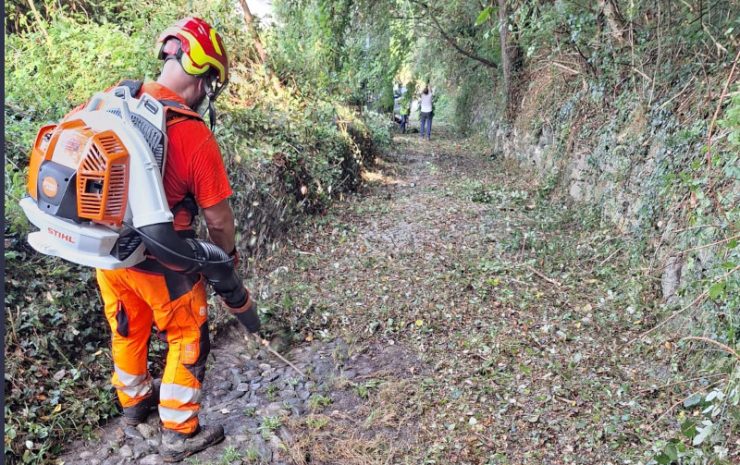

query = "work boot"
[161,424,225,462]
[122,378,161,426]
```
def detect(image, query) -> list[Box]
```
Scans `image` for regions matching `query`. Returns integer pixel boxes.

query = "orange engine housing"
[27,119,130,226]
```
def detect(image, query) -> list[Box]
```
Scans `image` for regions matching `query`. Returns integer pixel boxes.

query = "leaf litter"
[58,125,724,464]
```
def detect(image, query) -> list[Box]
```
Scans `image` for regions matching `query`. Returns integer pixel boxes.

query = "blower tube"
[130,221,261,333]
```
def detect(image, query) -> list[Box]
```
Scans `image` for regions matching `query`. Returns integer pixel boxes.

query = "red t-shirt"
[66,82,232,230]
[139,83,232,230]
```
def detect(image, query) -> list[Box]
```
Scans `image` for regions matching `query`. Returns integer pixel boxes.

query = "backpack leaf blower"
[19,85,259,332]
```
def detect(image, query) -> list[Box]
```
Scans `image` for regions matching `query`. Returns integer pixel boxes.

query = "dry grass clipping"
[284,379,421,464]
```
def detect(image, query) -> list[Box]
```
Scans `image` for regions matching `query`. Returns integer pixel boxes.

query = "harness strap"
[112,80,204,222]
[159,99,203,125]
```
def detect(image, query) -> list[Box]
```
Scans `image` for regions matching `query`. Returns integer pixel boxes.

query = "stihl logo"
[48,227,75,244]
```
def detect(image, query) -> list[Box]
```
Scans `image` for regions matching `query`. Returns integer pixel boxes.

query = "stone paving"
[59,325,423,464]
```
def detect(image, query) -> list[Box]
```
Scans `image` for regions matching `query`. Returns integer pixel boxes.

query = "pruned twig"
[251,333,306,378]
[525,265,562,287]
[647,380,722,428]
[680,336,740,361]
[595,247,623,269]
[550,61,581,75]
[631,265,740,343]
[636,372,727,394]
[630,290,708,344]
[674,234,739,255]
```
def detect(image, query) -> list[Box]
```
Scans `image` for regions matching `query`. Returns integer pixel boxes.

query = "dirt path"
[61,127,680,465]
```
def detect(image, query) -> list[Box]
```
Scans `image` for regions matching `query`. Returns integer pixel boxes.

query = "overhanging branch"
[410,0,498,69]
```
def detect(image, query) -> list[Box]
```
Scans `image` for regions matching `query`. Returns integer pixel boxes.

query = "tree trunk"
[239,0,268,63]
[598,0,628,46]
[498,0,511,108]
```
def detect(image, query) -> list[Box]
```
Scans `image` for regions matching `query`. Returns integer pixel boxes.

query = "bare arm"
[202,198,236,253]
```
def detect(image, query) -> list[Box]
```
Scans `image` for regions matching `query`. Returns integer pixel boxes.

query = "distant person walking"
[419,86,433,140]
[399,91,411,134]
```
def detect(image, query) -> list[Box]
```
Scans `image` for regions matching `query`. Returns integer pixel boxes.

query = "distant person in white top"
[419,86,434,140]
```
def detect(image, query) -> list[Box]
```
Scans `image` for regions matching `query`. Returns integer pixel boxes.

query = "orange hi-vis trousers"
[97,265,210,434]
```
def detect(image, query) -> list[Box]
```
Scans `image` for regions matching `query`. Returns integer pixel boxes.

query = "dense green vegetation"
[4,1,390,462]
[4,0,739,463]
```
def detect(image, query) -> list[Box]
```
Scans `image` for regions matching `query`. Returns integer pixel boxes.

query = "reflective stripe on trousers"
[113,365,152,399]
[159,405,198,425]
[160,383,202,405]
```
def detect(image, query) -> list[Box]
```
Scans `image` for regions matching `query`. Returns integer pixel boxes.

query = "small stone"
[119,445,133,458]
[245,370,260,379]
[112,427,126,443]
[236,383,251,392]
[146,437,161,448]
[283,398,302,408]
[259,402,289,417]
[259,363,272,372]
[266,372,280,382]
[304,381,315,390]
[283,398,304,415]
[223,390,246,402]
[215,380,233,391]
[138,454,164,465]
[123,426,144,440]
[250,435,272,459]
[136,423,156,439]
[268,434,284,451]
[100,444,115,458]
[311,362,332,378]
[80,451,95,460]
[251,382,262,390]
[341,369,357,379]
[90,460,101,465]
[298,390,311,401]
[133,441,151,459]
[269,335,289,353]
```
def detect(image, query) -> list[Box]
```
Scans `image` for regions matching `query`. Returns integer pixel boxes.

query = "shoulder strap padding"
[114,80,144,99]
[108,81,202,126]
[159,99,203,126]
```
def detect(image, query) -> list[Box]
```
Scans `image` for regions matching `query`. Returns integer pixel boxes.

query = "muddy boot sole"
[161,425,225,463]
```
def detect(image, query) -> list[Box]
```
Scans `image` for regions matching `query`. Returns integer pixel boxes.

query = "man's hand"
[235,306,261,333]
[228,297,261,333]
